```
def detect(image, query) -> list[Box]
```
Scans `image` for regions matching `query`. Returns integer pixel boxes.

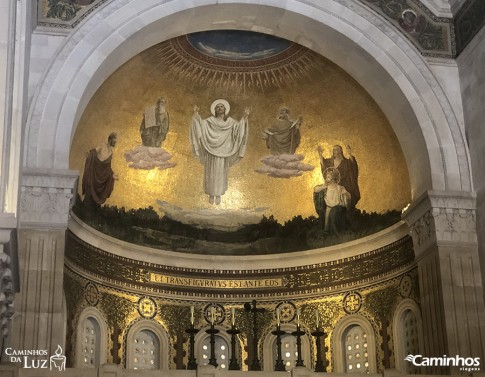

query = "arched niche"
[75,306,109,368]
[392,299,424,373]
[194,325,238,369]
[125,319,170,370]
[332,314,377,373]
[26,0,471,201]
[262,323,312,371]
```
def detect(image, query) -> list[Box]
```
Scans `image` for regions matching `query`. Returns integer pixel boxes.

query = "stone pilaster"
[8,168,78,356]
[402,191,485,373]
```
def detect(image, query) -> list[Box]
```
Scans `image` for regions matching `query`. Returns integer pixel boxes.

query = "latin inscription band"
[150,273,283,289]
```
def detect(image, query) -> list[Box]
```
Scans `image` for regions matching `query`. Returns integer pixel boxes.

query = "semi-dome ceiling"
[70,30,411,254]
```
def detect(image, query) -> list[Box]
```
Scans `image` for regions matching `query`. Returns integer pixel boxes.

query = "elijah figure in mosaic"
[190,99,250,205]
[82,132,118,207]
[140,97,169,147]
[314,168,351,235]
[262,106,302,155]
[317,144,360,208]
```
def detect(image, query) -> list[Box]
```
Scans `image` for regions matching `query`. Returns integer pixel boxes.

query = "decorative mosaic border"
[65,230,415,298]
[360,0,454,57]
[37,0,109,30]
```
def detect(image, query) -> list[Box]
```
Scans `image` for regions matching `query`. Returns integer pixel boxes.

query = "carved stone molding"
[402,191,477,253]
[20,168,79,229]
[0,217,17,341]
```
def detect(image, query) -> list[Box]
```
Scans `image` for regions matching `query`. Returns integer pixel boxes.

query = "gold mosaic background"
[69,36,411,222]
[65,267,419,371]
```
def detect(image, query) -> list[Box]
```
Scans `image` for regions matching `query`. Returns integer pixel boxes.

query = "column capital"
[402,191,477,254]
[19,168,79,229]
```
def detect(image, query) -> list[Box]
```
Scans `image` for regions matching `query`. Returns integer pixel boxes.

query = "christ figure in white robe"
[190,99,250,205]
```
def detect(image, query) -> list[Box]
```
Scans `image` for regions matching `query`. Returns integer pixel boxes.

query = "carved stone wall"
[7,169,78,355]
[403,190,477,255]
[403,191,485,372]
[19,168,78,228]
[0,222,16,356]
[35,0,485,58]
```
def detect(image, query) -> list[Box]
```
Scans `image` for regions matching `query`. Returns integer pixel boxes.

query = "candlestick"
[231,307,235,326]
[311,327,327,372]
[292,325,305,367]
[272,324,286,371]
[185,324,199,370]
[206,323,220,368]
[190,306,194,325]
[276,308,280,326]
[227,324,241,370]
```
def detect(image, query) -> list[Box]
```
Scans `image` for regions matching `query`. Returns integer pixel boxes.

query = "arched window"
[332,315,377,373]
[200,335,230,369]
[393,300,423,373]
[75,307,108,368]
[343,325,370,373]
[126,319,169,370]
[133,330,160,369]
[402,310,419,373]
[262,324,311,371]
[81,317,100,367]
[272,334,298,371]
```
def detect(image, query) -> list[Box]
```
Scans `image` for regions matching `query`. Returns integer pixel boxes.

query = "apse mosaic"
[70,30,411,254]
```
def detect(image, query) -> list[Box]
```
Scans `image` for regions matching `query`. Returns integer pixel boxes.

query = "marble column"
[402,191,485,373]
[8,169,78,356]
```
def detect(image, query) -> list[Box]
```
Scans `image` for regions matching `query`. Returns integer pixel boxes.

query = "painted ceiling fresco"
[70,30,411,254]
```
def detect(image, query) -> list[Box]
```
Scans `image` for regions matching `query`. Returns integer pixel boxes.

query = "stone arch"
[262,323,312,371]
[194,325,236,368]
[75,306,109,368]
[332,314,377,373]
[392,299,424,373]
[25,0,471,198]
[125,319,170,370]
